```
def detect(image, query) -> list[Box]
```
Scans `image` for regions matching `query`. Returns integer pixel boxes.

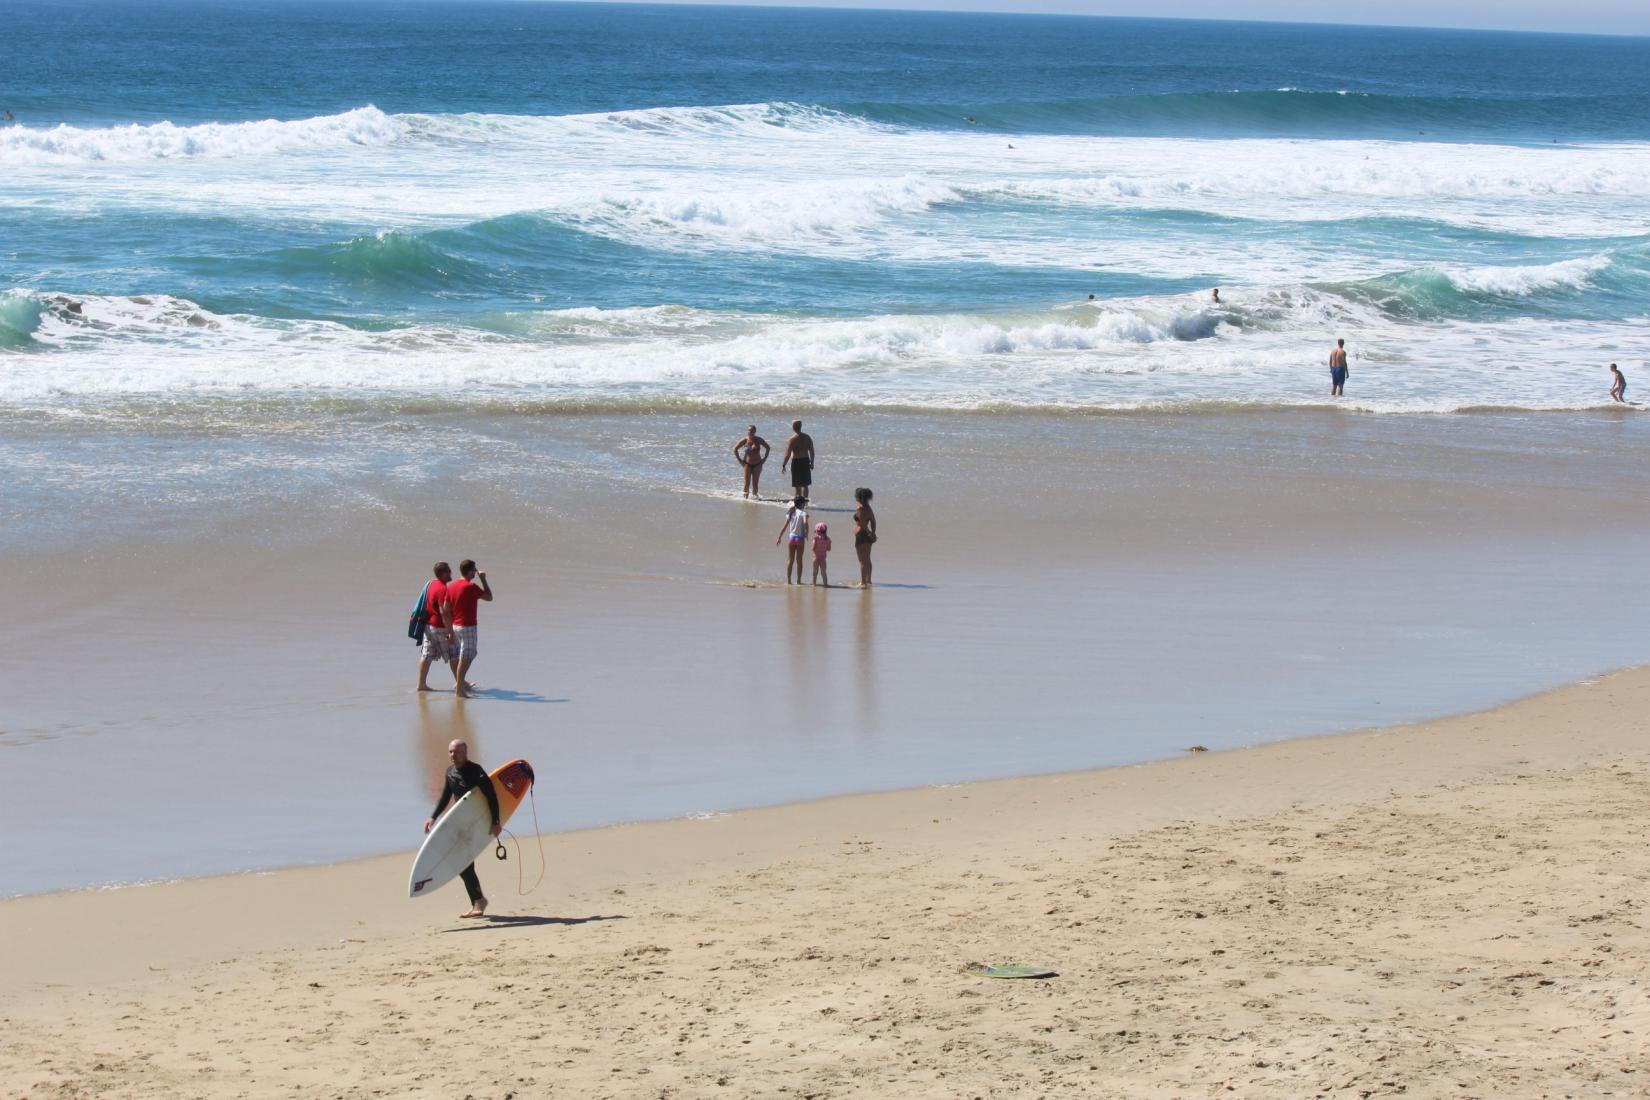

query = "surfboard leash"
[494,787,547,896]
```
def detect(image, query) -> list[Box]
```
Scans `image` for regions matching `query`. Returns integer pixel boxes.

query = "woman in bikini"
[732,425,769,499]
[852,487,877,589]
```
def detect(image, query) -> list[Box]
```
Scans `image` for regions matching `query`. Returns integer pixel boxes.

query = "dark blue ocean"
[3,0,1649,413]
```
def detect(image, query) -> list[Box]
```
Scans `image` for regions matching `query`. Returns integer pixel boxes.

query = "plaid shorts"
[420,626,452,662]
[453,625,479,660]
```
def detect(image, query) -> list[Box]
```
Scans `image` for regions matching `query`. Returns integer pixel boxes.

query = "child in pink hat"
[811,522,832,587]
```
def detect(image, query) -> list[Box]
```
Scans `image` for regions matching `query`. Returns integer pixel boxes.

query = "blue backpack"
[407,584,429,644]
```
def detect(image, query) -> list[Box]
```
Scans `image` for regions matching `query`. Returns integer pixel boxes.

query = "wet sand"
[4,410,1649,894]
[4,667,1647,1097]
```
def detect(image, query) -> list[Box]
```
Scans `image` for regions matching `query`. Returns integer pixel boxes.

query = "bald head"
[447,740,469,766]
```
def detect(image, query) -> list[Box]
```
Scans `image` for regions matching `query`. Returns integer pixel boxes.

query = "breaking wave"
[0,106,402,165]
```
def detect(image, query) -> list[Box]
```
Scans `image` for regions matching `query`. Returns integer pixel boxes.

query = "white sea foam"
[7,104,1650,248]
[1,286,1638,416]
[0,107,402,165]
[576,175,963,246]
[1438,255,1611,296]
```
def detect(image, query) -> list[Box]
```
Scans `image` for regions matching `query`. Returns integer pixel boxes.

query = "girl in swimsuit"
[774,497,810,585]
[852,487,876,589]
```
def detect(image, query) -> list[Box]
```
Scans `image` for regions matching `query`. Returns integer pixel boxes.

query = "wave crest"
[0,107,401,165]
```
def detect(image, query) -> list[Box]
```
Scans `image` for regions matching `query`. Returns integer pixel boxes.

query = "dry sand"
[5,667,1648,1098]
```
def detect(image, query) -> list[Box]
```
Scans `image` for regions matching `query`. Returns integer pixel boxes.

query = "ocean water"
[3,0,1648,421]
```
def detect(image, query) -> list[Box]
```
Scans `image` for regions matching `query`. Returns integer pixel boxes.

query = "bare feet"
[416,684,432,692]
[459,897,488,919]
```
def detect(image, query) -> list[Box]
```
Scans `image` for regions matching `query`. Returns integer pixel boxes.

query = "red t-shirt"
[424,579,449,628]
[447,578,483,627]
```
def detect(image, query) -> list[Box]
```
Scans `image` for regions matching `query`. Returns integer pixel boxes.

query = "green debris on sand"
[965,964,1058,979]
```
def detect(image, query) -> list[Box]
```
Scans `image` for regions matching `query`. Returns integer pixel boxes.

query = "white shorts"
[453,625,479,660]
[420,627,452,662]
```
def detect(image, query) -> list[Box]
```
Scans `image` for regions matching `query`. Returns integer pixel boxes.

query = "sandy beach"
[5,666,1647,1097]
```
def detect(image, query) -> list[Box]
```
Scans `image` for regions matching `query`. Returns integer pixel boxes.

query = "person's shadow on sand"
[466,689,568,704]
[441,914,626,932]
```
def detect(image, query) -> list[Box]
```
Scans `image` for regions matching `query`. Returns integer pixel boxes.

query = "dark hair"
[459,559,477,576]
[1337,338,1345,347]
[854,487,873,504]
[433,561,451,577]
[791,419,802,431]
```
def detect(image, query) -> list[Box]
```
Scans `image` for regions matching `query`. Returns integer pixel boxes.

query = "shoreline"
[10,408,1650,898]
[6,664,1646,1096]
[5,665,1646,983]
[7,657,1645,907]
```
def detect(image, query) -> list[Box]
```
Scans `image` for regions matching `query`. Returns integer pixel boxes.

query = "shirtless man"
[1610,363,1627,403]
[781,419,815,501]
[1329,338,1349,397]
[732,424,770,498]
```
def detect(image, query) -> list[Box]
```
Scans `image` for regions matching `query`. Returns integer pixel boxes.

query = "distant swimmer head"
[1211,288,1221,302]
[1087,293,1096,300]
[854,487,873,504]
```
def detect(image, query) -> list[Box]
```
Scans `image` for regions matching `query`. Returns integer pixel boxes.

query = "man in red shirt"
[416,562,457,692]
[443,559,493,699]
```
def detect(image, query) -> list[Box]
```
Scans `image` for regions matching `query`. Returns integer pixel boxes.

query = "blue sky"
[582,0,1650,36]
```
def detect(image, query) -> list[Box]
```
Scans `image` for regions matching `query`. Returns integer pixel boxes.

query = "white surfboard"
[408,759,534,899]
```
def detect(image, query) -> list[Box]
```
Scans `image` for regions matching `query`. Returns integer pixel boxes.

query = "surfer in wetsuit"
[425,739,501,919]
[732,424,770,499]
[781,419,814,501]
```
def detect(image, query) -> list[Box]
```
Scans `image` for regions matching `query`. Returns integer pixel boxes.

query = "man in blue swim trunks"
[1329,338,1349,396]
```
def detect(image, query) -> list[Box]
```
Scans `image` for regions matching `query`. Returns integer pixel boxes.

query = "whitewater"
[3,6,1648,419]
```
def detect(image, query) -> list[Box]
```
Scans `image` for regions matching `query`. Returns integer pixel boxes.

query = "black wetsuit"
[431,761,500,904]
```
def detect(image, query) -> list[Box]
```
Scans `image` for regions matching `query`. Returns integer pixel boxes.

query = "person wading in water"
[732,424,770,498]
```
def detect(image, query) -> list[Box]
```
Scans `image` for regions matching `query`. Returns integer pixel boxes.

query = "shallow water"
[3,410,1647,896]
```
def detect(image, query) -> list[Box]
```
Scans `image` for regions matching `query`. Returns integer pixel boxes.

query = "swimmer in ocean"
[1211,288,1221,304]
[1609,363,1626,403]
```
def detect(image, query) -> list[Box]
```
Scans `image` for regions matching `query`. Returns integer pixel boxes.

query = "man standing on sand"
[1329,338,1350,397]
[1610,363,1627,403]
[732,424,770,499]
[425,739,500,919]
[416,561,458,692]
[781,419,815,501]
[445,559,493,699]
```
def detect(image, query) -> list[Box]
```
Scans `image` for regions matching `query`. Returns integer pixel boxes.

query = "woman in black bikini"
[852,487,877,589]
